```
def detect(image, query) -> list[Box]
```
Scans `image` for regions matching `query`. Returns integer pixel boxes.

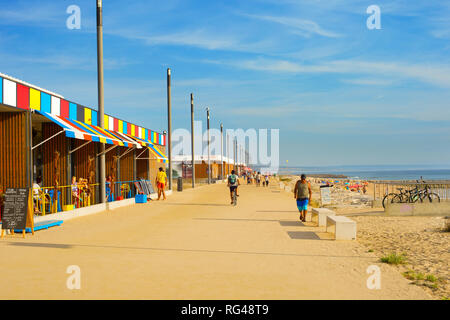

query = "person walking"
[156,167,167,200]
[294,174,312,222]
[227,170,240,205]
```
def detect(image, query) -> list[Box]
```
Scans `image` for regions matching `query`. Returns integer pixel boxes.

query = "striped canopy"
[125,134,169,163]
[38,111,141,148]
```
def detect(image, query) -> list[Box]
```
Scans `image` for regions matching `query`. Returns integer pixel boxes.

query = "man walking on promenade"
[156,167,167,200]
[294,174,312,222]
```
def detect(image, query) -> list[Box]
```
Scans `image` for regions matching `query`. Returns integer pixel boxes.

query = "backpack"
[228,175,237,185]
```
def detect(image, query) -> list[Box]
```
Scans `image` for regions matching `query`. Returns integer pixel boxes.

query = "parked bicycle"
[382,180,440,208]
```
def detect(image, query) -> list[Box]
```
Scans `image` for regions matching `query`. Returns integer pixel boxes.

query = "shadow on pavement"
[287,231,321,240]
[279,221,305,227]
[194,218,281,222]
[194,218,305,224]
[256,210,298,213]
[162,203,230,207]
[8,242,72,249]
[6,242,369,259]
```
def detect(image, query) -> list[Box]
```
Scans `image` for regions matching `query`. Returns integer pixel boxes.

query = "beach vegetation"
[426,274,438,283]
[380,253,406,265]
[415,272,425,280]
[402,270,441,289]
[444,220,450,232]
[402,270,415,280]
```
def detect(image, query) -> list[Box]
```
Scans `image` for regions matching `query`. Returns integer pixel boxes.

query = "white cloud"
[206,58,450,88]
[341,78,394,86]
[242,14,342,38]
[109,28,275,53]
[0,52,135,71]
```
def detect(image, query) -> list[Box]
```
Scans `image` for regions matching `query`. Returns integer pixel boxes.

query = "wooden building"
[0,72,168,210]
[172,155,245,181]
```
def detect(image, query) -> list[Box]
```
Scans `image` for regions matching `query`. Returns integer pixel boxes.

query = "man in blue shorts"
[294,174,312,222]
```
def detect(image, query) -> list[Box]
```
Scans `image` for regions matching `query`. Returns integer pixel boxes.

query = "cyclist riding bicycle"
[227,170,240,205]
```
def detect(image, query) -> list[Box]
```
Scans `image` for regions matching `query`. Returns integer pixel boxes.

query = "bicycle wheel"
[233,191,237,206]
[383,193,399,208]
[422,193,440,203]
[409,193,420,203]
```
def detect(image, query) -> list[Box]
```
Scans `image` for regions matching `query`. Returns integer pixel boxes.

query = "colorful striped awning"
[125,134,169,163]
[37,111,141,148]
[148,144,169,163]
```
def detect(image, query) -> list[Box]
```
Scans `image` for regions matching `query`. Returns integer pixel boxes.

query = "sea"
[277,165,450,181]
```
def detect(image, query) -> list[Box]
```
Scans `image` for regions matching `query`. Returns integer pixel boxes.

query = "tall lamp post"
[234,138,237,172]
[96,0,106,203]
[167,68,172,190]
[226,133,229,176]
[206,107,211,184]
[220,123,223,180]
[190,93,195,188]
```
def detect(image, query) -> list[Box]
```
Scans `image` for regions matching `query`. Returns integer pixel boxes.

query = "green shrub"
[426,274,438,283]
[380,253,406,265]
[402,270,415,280]
[415,273,425,280]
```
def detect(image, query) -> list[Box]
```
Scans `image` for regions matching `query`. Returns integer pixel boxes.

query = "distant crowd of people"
[242,171,270,187]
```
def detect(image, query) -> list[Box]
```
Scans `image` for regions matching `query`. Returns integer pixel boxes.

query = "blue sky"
[1,0,450,166]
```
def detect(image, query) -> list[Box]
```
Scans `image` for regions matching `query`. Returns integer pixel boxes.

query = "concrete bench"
[312,208,336,226]
[326,216,357,240]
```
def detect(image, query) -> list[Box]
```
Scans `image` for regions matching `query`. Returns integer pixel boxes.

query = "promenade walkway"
[0,180,431,299]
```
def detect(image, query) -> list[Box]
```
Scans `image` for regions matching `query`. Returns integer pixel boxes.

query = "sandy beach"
[353,215,449,299]
[281,175,449,300]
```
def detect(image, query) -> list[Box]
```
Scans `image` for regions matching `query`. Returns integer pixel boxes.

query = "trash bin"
[177,177,183,192]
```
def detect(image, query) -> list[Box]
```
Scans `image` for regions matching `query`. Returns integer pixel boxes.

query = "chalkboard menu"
[2,188,29,230]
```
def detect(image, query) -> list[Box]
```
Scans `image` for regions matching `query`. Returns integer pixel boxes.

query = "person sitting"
[33,177,42,214]
[71,176,79,208]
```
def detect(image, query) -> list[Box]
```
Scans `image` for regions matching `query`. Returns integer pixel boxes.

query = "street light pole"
[206,107,211,184]
[220,123,223,180]
[167,68,172,191]
[226,133,229,176]
[96,0,106,203]
[191,93,195,188]
[234,138,237,172]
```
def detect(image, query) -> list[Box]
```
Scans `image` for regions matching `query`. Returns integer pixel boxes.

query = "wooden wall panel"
[194,162,208,179]
[119,147,134,183]
[0,112,27,189]
[105,147,115,180]
[72,140,97,182]
[42,123,68,206]
[136,149,149,180]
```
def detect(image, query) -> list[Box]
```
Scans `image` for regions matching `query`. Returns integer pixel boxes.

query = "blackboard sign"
[2,188,29,230]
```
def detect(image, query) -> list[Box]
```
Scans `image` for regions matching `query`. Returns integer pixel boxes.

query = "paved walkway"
[0,180,431,299]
